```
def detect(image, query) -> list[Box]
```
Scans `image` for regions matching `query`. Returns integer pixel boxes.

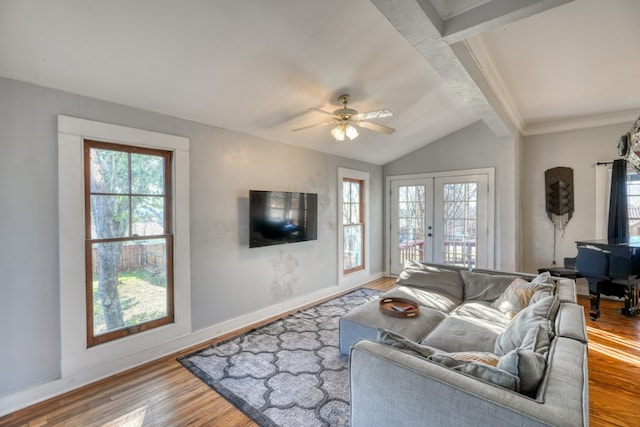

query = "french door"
[388,170,494,275]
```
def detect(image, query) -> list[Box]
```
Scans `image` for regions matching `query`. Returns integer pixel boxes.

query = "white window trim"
[338,168,370,286]
[58,115,191,380]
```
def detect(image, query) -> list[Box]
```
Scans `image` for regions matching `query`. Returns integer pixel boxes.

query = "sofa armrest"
[555,277,577,303]
[349,338,588,427]
[555,302,587,343]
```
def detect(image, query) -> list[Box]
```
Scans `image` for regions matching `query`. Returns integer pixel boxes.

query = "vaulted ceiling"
[1,0,639,164]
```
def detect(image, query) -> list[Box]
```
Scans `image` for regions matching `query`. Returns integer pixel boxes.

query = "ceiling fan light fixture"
[331,123,358,141]
[331,125,346,141]
[345,124,359,140]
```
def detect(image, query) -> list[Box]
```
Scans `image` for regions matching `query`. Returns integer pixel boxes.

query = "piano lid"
[576,236,640,248]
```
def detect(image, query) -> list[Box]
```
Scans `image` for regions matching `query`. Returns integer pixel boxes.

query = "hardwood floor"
[1,277,638,427]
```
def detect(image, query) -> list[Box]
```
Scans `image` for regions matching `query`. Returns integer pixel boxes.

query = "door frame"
[385,168,495,275]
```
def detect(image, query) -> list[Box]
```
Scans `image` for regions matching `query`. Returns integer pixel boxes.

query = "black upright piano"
[575,238,640,320]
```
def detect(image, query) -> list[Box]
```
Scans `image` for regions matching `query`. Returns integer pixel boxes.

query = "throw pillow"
[460,270,525,301]
[377,328,440,358]
[494,296,558,356]
[396,260,464,299]
[491,277,554,319]
[378,329,519,392]
[448,351,500,367]
[497,349,546,396]
[428,354,519,391]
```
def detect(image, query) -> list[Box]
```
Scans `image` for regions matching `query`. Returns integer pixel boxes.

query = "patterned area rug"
[178,288,380,427]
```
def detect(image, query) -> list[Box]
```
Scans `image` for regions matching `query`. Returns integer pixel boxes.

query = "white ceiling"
[0,0,639,164]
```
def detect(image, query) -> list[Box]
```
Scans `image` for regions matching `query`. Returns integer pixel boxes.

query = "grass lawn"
[93,270,167,334]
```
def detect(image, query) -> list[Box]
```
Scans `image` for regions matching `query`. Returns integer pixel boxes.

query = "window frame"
[83,140,175,347]
[337,168,370,286]
[342,177,365,274]
[59,115,190,379]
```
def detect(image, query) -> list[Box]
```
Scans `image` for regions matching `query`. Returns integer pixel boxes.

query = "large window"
[84,140,173,346]
[343,178,364,274]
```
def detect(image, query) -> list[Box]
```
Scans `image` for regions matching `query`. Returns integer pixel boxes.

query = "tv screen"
[249,190,318,248]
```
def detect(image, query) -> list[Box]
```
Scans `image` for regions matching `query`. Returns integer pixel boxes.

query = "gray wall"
[384,120,518,271]
[521,123,628,275]
[0,77,383,397]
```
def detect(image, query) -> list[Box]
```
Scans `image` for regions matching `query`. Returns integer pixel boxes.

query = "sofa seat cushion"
[382,285,461,313]
[420,315,500,353]
[452,300,511,330]
[339,298,446,354]
[396,260,464,299]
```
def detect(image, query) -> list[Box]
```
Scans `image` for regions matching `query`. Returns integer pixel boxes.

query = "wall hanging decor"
[545,166,574,264]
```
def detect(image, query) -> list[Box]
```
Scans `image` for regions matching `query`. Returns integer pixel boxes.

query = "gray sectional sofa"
[341,261,588,427]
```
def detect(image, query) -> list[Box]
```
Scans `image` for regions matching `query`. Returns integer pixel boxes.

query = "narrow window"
[343,178,365,274]
[627,171,640,237]
[84,140,173,347]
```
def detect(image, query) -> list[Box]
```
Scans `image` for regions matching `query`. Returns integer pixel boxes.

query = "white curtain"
[594,162,612,239]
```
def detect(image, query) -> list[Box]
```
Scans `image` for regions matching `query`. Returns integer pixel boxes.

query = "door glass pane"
[441,183,477,268]
[397,185,426,265]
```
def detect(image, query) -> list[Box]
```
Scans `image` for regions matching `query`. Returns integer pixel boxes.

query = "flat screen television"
[249,190,318,248]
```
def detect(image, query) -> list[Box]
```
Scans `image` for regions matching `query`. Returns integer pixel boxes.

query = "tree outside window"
[84,140,173,347]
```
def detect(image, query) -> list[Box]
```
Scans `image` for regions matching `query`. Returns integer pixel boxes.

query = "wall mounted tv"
[249,190,318,248]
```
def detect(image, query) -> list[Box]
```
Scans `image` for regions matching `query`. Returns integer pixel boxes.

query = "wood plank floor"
[1,277,638,427]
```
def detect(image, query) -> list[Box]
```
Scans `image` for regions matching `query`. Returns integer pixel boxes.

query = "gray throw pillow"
[377,328,440,358]
[497,348,546,396]
[396,260,464,299]
[460,270,525,301]
[491,275,555,319]
[494,296,558,356]
[378,329,519,392]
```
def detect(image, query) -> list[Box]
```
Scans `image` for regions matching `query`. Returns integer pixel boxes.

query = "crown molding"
[463,36,524,133]
[463,37,638,137]
[522,109,639,136]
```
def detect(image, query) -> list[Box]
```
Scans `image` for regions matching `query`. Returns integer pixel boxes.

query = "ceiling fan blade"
[292,122,333,132]
[358,120,396,135]
[309,108,337,117]
[351,109,394,121]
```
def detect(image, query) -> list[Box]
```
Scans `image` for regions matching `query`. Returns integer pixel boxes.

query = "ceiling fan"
[292,94,395,141]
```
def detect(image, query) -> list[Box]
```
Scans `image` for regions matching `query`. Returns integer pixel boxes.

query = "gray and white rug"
[178,288,380,427]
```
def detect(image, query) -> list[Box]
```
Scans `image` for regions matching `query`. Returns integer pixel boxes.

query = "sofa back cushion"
[396,260,464,299]
[460,270,525,301]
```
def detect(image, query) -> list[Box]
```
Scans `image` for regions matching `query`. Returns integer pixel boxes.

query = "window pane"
[343,204,350,225]
[89,148,129,193]
[343,181,351,203]
[350,182,360,203]
[350,204,360,224]
[442,182,478,267]
[132,196,165,236]
[91,238,168,336]
[131,153,164,195]
[344,224,363,270]
[90,195,130,239]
